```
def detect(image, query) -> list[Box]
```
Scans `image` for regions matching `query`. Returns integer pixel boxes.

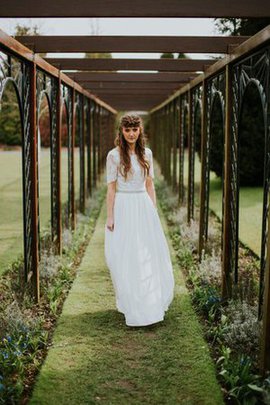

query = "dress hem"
[125,317,164,327]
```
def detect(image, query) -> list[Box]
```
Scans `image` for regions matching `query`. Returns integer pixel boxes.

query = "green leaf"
[247,384,264,392]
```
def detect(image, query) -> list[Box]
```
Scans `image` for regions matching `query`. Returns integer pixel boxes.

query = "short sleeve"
[147,148,154,179]
[106,151,118,184]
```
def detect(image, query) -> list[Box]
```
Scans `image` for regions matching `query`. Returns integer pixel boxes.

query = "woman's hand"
[106,216,114,232]
[106,181,116,232]
[146,176,157,208]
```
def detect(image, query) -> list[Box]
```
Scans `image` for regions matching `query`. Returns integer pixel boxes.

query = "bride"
[104,114,175,327]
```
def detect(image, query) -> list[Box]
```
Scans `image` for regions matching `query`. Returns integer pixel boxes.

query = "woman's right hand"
[106,217,114,232]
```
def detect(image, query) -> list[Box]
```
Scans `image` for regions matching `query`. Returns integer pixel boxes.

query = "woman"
[104,114,175,327]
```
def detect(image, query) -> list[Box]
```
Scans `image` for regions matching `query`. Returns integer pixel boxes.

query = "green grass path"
[29,197,224,405]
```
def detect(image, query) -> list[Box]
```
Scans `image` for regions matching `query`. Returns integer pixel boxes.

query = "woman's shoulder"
[107,147,120,162]
[107,146,119,155]
[145,146,153,156]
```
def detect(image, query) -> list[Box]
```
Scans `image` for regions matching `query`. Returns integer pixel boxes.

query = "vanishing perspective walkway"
[29,197,224,405]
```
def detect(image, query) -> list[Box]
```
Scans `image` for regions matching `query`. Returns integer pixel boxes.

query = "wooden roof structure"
[1,0,270,18]
[0,1,269,110]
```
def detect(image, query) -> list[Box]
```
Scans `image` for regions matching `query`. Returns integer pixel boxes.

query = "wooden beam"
[44,58,215,72]
[83,82,185,90]
[15,35,249,54]
[0,28,117,114]
[150,24,270,112]
[1,0,270,18]
[99,95,164,105]
[67,72,198,83]
[91,89,175,95]
[107,104,156,111]
[101,95,165,101]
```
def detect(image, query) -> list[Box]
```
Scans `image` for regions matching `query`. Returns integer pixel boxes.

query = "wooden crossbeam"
[44,58,215,72]
[0,28,116,114]
[1,0,270,18]
[15,35,249,54]
[90,89,175,94]
[150,24,270,113]
[66,72,198,83]
[83,82,184,89]
[100,94,164,102]
[102,102,159,110]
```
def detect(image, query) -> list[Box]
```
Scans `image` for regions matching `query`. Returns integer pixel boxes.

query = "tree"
[85,18,112,59]
[0,82,22,146]
[159,52,189,59]
[13,23,47,59]
[177,53,189,59]
[214,18,270,36]
[160,53,174,58]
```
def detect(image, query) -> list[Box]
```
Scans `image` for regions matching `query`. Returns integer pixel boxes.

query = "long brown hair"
[114,114,150,181]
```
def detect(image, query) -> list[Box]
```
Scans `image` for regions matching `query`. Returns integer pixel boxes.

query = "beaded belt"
[116,190,146,193]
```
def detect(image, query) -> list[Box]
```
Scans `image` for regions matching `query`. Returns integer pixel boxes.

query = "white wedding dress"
[104,146,175,327]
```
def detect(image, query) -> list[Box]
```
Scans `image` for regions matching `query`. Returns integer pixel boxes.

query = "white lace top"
[106,146,154,191]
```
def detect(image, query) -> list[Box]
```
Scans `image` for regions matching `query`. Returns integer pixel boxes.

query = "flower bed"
[155,172,270,405]
[0,185,106,404]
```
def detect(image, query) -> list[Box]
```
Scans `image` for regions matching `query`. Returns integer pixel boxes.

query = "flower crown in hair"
[120,115,142,128]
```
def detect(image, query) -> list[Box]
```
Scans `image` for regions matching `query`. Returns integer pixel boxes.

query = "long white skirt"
[104,190,175,327]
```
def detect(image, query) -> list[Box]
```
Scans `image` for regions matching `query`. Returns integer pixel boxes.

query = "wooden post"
[89,100,93,196]
[199,80,207,259]
[172,98,177,192]
[86,100,90,199]
[221,64,233,299]
[81,96,86,213]
[167,104,171,185]
[29,60,40,302]
[178,96,183,204]
[93,102,97,189]
[168,103,172,186]
[71,87,76,230]
[187,89,192,224]
[260,206,270,373]
[97,104,101,182]
[56,72,62,254]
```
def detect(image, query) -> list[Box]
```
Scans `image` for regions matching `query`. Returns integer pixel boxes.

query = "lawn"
[172,148,263,256]
[0,148,84,275]
[29,199,224,405]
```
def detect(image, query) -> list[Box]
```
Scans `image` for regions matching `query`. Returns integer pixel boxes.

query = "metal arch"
[61,84,73,229]
[179,94,188,204]
[50,76,60,251]
[84,97,91,198]
[0,54,23,100]
[209,89,225,248]
[0,74,27,275]
[238,78,270,319]
[36,87,53,259]
[21,61,36,283]
[200,72,226,256]
[0,57,36,285]
[74,92,85,213]
[189,85,203,221]
[0,76,24,120]
[230,47,270,320]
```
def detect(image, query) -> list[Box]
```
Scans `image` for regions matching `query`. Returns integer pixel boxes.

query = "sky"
[0,17,220,60]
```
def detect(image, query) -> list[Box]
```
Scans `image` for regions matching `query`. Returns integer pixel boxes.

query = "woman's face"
[121,126,140,147]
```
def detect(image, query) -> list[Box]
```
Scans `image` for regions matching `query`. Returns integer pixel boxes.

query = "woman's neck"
[128,145,136,154]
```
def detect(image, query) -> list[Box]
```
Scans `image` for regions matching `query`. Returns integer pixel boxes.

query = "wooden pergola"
[1,0,270,373]
[13,34,249,110]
